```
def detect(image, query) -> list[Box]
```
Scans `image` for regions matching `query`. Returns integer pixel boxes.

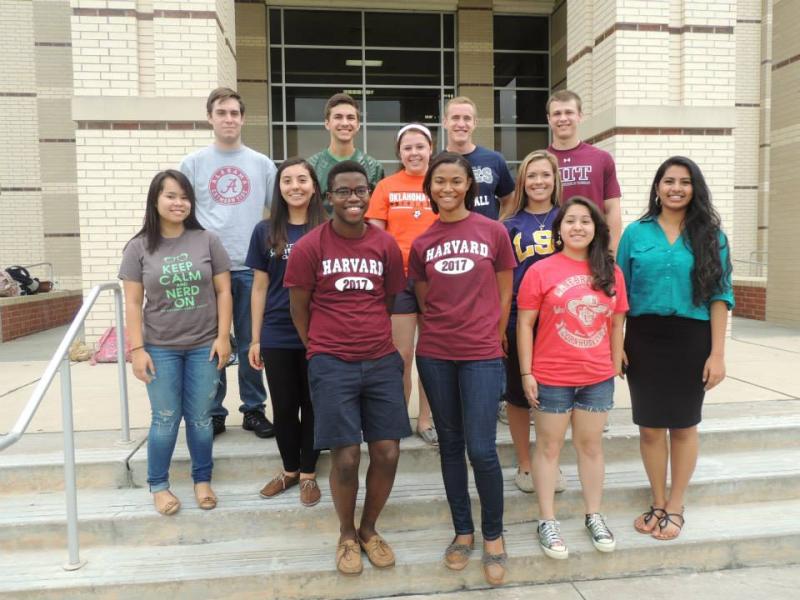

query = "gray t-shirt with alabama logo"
[180,144,276,270]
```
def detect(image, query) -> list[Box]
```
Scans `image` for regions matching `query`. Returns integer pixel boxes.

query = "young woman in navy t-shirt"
[246,157,328,507]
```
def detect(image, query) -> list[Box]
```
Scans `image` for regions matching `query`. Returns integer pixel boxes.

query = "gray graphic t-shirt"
[180,145,276,270]
[119,229,231,349]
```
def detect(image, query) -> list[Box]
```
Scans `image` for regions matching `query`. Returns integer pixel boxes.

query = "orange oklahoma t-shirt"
[366,170,437,273]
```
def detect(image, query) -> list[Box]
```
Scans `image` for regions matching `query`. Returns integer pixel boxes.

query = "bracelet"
[130,345,144,353]
[520,372,532,377]
[249,341,260,347]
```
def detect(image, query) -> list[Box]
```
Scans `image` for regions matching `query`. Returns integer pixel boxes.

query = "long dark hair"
[423,151,478,214]
[132,170,204,253]
[268,157,328,257]
[645,156,731,306]
[552,197,616,297]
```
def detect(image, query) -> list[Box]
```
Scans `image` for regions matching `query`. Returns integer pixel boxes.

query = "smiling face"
[156,177,191,227]
[325,103,360,145]
[328,171,369,228]
[559,202,595,255]
[547,99,582,143]
[443,102,476,147]
[525,158,556,209]
[429,161,472,219]
[207,97,244,146]
[657,164,693,214]
[279,164,314,211]
[398,130,432,176]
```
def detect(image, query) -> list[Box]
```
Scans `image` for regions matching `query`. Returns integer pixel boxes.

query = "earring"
[655,196,662,207]
[555,237,563,248]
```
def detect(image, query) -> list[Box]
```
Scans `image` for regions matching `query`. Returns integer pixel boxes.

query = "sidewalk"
[1,317,798,434]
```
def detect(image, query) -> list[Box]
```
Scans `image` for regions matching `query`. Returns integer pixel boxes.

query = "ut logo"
[513,230,554,261]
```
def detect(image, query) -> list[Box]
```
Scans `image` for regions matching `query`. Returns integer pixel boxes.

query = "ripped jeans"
[144,344,219,492]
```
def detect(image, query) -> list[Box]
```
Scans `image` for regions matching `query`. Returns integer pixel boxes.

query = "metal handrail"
[21,261,55,288]
[0,282,131,571]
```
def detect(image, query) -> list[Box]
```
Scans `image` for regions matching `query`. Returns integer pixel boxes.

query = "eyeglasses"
[330,186,370,200]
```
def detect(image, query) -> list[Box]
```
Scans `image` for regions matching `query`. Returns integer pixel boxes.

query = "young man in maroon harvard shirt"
[285,161,410,576]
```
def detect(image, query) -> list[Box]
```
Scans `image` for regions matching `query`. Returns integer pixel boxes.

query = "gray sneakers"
[585,512,616,552]
[537,519,568,559]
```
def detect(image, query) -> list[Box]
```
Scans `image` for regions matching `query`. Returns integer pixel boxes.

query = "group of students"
[119,87,734,586]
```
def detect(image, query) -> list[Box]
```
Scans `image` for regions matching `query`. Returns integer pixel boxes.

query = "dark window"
[269,9,281,44]
[493,15,548,51]
[284,86,355,122]
[269,48,282,84]
[285,125,334,158]
[364,50,441,86]
[494,127,550,163]
[365,12,441,47]
[365,88,444,123]
[283,10,361,46]
[494,53,549,88]
[284,48,363,85]
[494,90,549,125]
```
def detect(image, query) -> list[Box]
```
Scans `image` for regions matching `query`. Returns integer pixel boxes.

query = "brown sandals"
[634,505,666,534]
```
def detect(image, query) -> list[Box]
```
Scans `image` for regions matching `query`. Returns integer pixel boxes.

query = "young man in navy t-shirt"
[443,96,515,220]
[285,161,410,576]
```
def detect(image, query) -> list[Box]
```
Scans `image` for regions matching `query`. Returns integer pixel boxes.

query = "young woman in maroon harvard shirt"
[408,152,515,586]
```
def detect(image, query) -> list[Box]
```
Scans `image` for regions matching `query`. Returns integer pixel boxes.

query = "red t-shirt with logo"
[546,142,621,212]
[365,170,438,274]
[517,252,628,386]
[284,221,405,361]
[408,212,517,360]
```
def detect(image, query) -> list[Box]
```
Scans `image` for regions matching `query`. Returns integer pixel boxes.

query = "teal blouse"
[616,217,735,321]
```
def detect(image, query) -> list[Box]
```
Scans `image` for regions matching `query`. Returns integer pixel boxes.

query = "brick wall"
[732,277,766,321]
[0,291,82,342]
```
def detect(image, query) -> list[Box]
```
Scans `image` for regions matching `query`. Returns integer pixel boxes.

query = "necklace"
[529,205,555,231]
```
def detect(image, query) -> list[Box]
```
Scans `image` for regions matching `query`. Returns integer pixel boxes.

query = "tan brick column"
[568,1,736,248]
[72,0,237,340]
[457,0,494,147]
[766,0,800,324]
[235,1,269,156]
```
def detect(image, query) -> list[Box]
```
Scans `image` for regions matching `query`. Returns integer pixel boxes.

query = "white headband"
[397,123,432,142]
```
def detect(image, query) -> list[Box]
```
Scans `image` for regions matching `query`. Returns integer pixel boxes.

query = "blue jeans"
[212,269,267,417]
[145,345,219,492]
[416,356,505,541]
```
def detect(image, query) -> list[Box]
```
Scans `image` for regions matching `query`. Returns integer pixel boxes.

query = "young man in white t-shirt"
[180,87,277,438]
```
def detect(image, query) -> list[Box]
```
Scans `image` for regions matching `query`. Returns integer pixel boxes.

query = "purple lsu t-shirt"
[284,221,405,361]
[408,212,517,360]
[547,142,621,211]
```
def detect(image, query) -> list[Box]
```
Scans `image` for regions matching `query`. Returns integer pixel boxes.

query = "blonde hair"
[501,150,562,220]
[546,89,582,115]
[444,96,478,118]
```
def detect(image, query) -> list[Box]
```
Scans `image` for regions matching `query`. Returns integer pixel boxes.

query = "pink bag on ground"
[90,326,132,364]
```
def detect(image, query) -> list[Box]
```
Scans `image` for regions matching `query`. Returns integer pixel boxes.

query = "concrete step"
[127,402,800,486]
[3,447,799,552]
[2,499,799,599]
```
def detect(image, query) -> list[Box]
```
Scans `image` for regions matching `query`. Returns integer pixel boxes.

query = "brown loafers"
[259,472,300,498]
[336,539,363,575]
[358,533,395,568]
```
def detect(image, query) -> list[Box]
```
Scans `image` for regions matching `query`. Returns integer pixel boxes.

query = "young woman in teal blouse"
[617,156,734,541]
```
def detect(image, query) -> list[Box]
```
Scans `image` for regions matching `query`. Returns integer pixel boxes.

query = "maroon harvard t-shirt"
[408,212,516,361]
[547,142,621,211]
[284,221,405,361]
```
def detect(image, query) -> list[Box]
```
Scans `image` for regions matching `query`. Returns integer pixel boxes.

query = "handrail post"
[60,357,86,571]
[114,287,131,444]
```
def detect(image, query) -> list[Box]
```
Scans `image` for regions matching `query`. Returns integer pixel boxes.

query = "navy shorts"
[535,377,615,414]
[392,281,419,315]
[307,351,412,449]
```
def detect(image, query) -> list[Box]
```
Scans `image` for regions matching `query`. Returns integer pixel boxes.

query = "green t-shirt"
[308,148,385,211]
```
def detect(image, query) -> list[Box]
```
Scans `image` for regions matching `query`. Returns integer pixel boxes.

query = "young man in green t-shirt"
[308,93,384,206]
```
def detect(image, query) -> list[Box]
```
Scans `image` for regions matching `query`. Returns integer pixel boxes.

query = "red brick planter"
[0,291,83,342]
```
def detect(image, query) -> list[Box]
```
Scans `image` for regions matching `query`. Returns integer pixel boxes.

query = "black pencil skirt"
[624,315,711,429]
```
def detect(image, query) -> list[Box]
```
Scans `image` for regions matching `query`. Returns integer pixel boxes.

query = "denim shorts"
[535,376,614,414]
[307,351,411,449]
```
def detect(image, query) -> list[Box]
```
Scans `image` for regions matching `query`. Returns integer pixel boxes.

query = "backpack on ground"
[0,270,20,297]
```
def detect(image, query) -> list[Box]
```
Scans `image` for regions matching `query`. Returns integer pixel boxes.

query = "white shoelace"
[539,520,565,549]
[586,513,613,541]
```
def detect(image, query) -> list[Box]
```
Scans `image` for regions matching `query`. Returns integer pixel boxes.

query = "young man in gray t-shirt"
[180,87,277,439]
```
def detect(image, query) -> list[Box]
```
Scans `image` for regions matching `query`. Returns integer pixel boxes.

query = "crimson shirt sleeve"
[517,265,544,310]
[408,240,426,282]
[383,236,406,295]
[494,223,517,271]
[283,236,317,290]
[604,153,622,200]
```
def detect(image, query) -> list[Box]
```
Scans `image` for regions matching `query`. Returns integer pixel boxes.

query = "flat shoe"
[153,490,181,516]
[336,539,363,575]
[194,484,217,510]
[652,510,685,541]
[482,539,507,586]
[444,538,473,571]
[358,533,395,568]
[634,505,666,534]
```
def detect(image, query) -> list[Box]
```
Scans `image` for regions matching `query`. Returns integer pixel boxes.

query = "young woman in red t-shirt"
[516,197,627,560]
[367,123,438,444]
